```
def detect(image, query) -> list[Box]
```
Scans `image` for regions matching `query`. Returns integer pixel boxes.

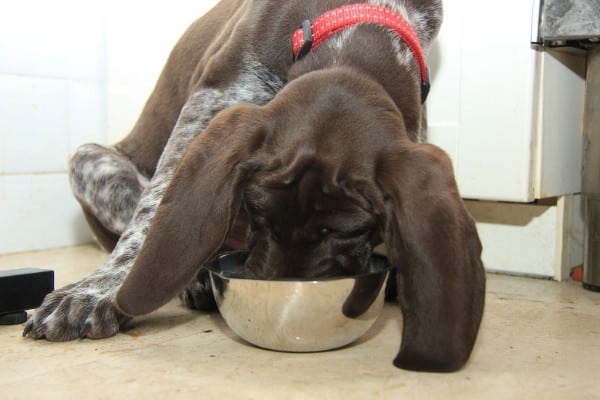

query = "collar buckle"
[420,69,430,103]
[295,20,313,61]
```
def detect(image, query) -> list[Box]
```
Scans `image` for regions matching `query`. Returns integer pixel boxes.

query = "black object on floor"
[0,268,54,325]
[0,311,28,325]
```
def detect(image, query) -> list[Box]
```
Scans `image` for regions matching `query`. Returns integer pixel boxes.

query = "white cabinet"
[425,0,586,278]
[427,0,585,202]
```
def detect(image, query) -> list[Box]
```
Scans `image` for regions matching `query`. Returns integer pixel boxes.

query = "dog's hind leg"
[69,143,150,251]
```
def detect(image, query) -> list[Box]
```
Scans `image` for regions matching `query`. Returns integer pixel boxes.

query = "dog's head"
[116,68,485,372]
[239,164,380,279]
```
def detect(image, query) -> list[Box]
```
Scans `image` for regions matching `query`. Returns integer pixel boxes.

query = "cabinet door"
[532,49,585,199]
[427,0,538,202]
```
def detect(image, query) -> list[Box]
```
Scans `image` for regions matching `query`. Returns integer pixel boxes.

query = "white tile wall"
[0,0,221,254]
[68,80,107,153]
[0,75,70,174]
[106,0,218,142]
[0,0,107,254]
[0,174,91,254]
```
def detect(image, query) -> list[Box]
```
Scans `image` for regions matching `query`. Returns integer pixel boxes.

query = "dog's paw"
[179,268,217,311]
[23,283,129,341]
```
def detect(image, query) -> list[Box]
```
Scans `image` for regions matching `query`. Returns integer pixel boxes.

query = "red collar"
[291,3,430,102]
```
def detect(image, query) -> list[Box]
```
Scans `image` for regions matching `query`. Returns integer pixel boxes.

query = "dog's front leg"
[23,73,279,341]
[22,92,205,340]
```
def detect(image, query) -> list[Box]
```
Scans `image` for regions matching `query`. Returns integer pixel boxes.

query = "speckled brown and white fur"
[25,67,283,340]
[24,0,443,343]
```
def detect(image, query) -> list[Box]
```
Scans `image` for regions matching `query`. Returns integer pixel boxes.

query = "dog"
[23,0,485,372]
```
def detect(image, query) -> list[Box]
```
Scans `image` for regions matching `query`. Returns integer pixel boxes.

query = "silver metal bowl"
[207,252,391,352]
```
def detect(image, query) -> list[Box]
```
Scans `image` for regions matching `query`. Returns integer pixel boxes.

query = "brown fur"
[26,0,485,372]
[119,69,485,372]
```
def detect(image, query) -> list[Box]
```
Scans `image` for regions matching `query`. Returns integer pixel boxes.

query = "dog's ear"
[116,104,268,317]
[377,142,485,372]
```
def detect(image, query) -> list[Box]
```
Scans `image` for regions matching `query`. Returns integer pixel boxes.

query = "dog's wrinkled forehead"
[246,166,345,214]
[243,165,378,233]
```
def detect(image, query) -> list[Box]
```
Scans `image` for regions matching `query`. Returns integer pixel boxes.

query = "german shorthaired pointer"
[24,0,485,372]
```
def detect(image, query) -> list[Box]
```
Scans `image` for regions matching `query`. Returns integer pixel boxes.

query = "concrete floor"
[1,245,599,399]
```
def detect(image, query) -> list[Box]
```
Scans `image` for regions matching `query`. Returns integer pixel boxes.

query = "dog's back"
[115,0,441,177]
[115,0,248,176]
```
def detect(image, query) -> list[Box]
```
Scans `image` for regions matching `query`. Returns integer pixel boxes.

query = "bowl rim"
[206,251,392,282]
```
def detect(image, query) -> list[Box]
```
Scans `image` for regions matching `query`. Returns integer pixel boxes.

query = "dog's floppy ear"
[116,104,268,317]
[377,142,485,372]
